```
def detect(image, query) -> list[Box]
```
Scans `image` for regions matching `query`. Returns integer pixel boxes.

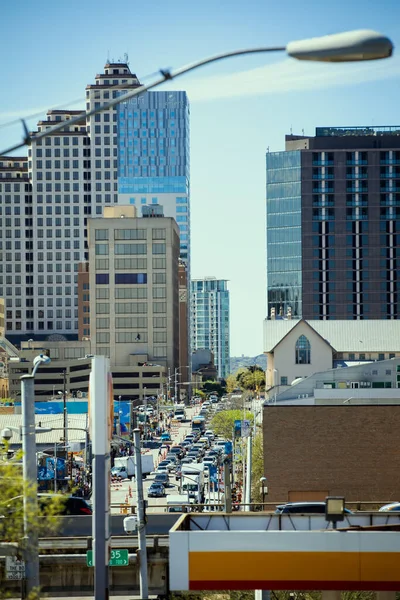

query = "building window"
[95,243,109,255]
[114,229,146,240]
[96,273,110,285]
[95,229,109,240]
[295,335,311,364]
[152,228,166,240]
[114,243,147,255]
[116,332,148,343]
[152,243,166,254]
[115,273,147,284]
[280,376,288,386]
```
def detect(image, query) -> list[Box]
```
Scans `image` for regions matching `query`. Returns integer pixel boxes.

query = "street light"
[21,353,51,597]
[173,365,190,404]
[325,496,345,529]
[259,477,268,507]
[286,30,393,62]
[1,30,393,157]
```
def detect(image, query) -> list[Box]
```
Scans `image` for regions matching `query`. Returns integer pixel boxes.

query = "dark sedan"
[154,472,170,487]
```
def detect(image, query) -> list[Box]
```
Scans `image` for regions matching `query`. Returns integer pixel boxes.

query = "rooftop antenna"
[302,128,305,135]
[124,53,129,65]
[290,125,293,134]
[107,50,110,63]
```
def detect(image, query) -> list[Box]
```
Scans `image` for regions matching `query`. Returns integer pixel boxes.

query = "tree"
[210,410,253,440]
[226,373,239,394]
[202,381,226,397]
[0,449,64,596]
[251,432,264,502]
[192,388,206,398]
[237,366,265,393]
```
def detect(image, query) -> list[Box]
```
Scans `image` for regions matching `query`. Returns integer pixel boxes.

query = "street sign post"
[86,549,129,567]
[5,556,25,580]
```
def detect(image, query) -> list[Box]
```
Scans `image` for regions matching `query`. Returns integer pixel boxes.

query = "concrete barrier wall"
[1,553,168,595]
[170,529,400,591]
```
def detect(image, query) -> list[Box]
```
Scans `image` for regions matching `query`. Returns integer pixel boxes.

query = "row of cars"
[148,411,227,503]
[275,501,400,514]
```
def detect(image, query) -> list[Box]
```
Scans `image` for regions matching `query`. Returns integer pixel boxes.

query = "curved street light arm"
[0,46,285,156]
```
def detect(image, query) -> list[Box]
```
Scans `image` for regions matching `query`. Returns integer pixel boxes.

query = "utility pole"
[21,374,40,597]
[20,353,51,597]
[174,368,178,404]
[62,369,68,462]
[133,428,148,599]
[223,458,232,513]
[244,433,253,512]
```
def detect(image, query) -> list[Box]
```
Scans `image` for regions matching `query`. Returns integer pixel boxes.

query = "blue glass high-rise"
[117,90,190,262]
[266,151,302,318]
[190,279,230,379]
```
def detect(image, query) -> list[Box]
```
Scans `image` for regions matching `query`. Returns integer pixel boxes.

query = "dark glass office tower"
[266,126,400,320]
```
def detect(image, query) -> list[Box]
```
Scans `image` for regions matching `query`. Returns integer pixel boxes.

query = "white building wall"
[271,322,332,389]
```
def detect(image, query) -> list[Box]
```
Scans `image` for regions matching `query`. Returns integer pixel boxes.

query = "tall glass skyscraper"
[266,126,400,321]
[117,91,190,263]
[266,151,302,319]
[190,278,230,378]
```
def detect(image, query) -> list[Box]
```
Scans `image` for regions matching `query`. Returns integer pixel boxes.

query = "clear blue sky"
[1,0,400,357]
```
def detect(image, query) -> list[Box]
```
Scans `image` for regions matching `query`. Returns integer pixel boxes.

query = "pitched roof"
[264,319,400,353]
[3,414,87,446]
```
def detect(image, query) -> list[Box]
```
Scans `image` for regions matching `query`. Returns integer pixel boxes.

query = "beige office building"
[88,206,180,372]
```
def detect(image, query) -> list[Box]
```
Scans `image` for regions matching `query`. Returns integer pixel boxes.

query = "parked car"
[154,472,170,487]
[158,460,175,472]
[148,483,166,498]
[170,446,185,459]
[155,465,169,474]
[166,453,179,465]
[37,494,93,516]
[379,503,400,512]
[142,440,161,449]
[275,502,353,515]
[187,451,201,462]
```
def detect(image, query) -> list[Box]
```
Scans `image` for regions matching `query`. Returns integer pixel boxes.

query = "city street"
[110,407,196,514]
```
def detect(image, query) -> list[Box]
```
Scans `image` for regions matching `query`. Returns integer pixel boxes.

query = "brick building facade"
[263,404,400,503]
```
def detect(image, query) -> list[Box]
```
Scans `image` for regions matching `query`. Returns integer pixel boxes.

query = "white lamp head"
[33,353,51,367]
[287,30,393,62]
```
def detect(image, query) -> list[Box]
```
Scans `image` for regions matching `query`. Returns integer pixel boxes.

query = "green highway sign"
[86,549,129,567]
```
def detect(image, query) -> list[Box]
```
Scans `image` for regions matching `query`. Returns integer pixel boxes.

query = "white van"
[166,494,191,513]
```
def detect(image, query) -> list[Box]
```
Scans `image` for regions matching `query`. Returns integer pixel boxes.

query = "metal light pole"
[1,31,394,159]
[133,428,148,599]
[21,353,51,597]
[61,370,68,461]
[244,433,253,512]
[223,458,232,513]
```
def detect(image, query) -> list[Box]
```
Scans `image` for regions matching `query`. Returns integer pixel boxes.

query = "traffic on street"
[110,394,242,513]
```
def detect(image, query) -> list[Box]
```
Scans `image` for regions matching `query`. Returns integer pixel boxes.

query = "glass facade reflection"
[117,91,190,263]
[266,151,302,318]
[190,279,230,378]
